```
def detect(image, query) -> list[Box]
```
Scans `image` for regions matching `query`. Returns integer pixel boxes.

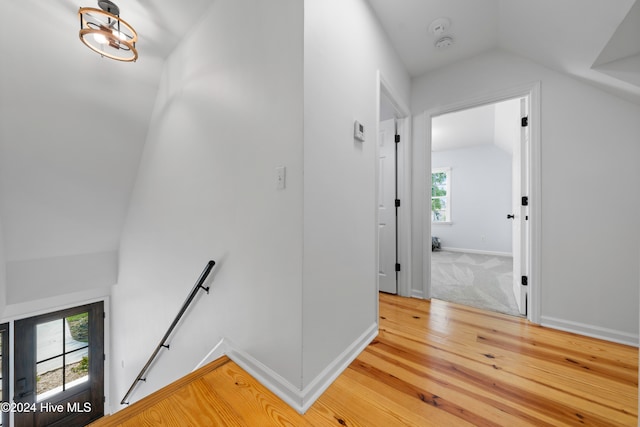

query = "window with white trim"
[432,167,451,223]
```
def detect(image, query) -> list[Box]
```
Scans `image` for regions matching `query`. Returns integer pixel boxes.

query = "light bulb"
[93,33,108,44]
[112,30,127,41]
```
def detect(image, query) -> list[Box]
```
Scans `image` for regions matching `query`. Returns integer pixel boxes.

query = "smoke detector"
[434,36,454,50]
[428,17,451,36]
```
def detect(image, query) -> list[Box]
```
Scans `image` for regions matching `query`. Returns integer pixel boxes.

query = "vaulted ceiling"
[0,0,212,262]
[0,0,638,264]
[368,0,640,104]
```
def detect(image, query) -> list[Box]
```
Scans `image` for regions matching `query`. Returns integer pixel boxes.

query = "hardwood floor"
[91,294,638,426]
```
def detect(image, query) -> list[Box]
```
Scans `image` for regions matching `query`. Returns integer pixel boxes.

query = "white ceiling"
[431,97,520,154]
[368,0,500,77]
[1,0,639,264]
[368,0,640,104]
[432,104,497,152]
[0,0,213,262]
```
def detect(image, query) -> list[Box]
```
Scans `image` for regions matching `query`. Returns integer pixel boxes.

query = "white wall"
[111,0,304,409]
[0,227,115,321]
[5,252,116,305]
[111,0,411,413]
[432,145,512,254]
[302,0,411,398]
[494,98,520,155]
[412,49,640,344]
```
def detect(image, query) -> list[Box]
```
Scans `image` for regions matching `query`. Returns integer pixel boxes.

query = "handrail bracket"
[120,260,216,405]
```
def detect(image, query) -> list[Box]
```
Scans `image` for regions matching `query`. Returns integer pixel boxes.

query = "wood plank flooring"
[91,293,638,426]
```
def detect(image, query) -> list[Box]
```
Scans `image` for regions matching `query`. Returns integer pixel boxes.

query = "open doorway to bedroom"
[430,96,528,317]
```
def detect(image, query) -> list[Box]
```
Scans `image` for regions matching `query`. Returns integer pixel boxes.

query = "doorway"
[378,98,398,294]
[377,75,411,297]
[430,98,525,316]
[13,302,104,427]
[424,84,540,322]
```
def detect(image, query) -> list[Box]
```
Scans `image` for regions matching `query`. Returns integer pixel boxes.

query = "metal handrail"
[120,260,216,405]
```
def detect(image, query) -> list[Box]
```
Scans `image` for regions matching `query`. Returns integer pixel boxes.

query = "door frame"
[3,296,110,426]
[377,117,399,294]
[13,301,105,426]
[0,322,9,427]
[422,82,541,323]
[376,71,412,298]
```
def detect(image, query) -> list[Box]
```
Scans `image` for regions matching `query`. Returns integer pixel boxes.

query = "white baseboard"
[541,316,639,347]
[439,247,512,258]
[300,322,378,413]
[225,340,304,411]
[411,289,425,299]
[193,338,227,371]
[223,323,378,414]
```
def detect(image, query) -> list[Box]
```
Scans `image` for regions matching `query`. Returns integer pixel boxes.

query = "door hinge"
[395,134,400,143]
[521,116,529,127]
[521,276,528,286]
[521,196,529,206]
[395,263,401,272]
[395,199,401,208]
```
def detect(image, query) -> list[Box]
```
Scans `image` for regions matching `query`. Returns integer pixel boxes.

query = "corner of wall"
[301,0,410,396]
[299,323,377,413]
[225,339,305,412]
[226,322,377,414]
[111,0,305,413]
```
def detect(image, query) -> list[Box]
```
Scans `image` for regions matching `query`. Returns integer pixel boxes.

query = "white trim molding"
[541,316,639,347]
[377,71,413,299]
[299,322,378,413]
[225,340,304,413]
[224,322,378,414]
[439,247,513,258]
[1,287,112,322]
[411,289,425,299]
[422,81,542,325]
[193,338,227,372]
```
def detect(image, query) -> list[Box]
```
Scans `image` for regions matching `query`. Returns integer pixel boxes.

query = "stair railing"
[120,260,216,405]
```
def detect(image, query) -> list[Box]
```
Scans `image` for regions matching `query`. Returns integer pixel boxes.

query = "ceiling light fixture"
[79,0,138,62]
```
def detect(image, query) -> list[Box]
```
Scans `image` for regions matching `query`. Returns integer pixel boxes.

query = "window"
[14,302,104,427]
[36,312,90,400]
[432,167,451,223]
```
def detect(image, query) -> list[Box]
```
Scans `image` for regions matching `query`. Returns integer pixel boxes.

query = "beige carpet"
[431,250,521,317]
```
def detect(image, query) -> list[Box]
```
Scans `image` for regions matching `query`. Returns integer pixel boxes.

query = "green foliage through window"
[432,169,450,222]
[67,313,89,343]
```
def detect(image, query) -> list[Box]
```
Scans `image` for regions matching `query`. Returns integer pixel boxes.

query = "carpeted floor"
[431,250,522,317]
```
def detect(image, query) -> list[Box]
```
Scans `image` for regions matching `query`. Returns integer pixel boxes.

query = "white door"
[378,118,397,294]
[512,97,529,315]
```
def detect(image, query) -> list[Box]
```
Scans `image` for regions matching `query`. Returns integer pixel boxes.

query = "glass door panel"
[14,303,104,427]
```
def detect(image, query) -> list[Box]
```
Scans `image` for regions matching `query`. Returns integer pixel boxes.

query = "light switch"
[276,166,286,190]
[354,120,365,142]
